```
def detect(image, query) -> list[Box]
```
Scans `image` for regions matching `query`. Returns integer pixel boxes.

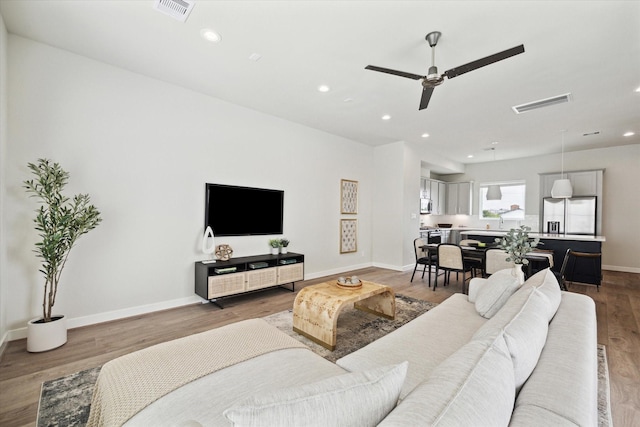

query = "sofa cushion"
[336,293,487,399]
[474,268,522,318]
[223,361,407,427]
[378,334,515,426]
[510,292,598,426]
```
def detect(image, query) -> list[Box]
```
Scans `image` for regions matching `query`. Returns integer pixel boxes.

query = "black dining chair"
[556,249,602,291]
[434,244,475,294]
[411,238,437,285]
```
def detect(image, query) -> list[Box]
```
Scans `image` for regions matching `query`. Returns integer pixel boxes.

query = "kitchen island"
[460,230,605,286]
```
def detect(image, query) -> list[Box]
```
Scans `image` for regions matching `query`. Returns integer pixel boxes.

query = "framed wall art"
[340,219,358,254]
[340,179,358,214]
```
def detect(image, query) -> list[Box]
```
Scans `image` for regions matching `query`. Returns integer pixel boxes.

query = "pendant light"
[551,130,573,198]
[486,148,502,200]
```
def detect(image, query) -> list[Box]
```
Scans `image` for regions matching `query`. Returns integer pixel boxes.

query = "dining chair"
[484,248,515,276]
[434,244,474,294]
[459,239,484,276]
[411,238,437,285]
[557,249,602,291]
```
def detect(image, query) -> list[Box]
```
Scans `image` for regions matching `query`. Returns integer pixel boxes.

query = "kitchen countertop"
[460,230,606,242]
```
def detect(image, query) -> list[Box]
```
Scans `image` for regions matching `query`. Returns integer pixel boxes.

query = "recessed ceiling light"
[317,85,330,93]
[200,28,221,43]
[635,86,640,93]
[467,154,474,158]
[421,133,430,138]
[381,114,391,120]
[491,141,499,145]
[623,131,635,137]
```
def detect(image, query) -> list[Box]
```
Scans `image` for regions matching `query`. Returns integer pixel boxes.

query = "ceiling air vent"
[512,93,572,114]
[153,0,195,22]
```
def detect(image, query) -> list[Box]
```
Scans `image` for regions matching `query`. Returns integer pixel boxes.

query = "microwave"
[420,198,432,214]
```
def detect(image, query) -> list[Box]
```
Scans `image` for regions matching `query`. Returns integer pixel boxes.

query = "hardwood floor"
[0,267,638,426]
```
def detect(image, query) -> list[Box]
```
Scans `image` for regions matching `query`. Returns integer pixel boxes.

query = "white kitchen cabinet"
[446,182,472,215]
[421,178,447,215]
[540,170,603,198]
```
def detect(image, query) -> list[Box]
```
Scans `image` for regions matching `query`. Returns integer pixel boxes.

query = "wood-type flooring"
[0,267,638,426]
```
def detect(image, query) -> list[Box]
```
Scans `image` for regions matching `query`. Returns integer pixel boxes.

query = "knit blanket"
[86,318,307,427]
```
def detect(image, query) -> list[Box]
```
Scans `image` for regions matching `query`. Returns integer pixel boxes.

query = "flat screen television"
[205,183,284,236]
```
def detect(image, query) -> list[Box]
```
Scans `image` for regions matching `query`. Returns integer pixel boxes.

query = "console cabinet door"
[277,263,304,285]
[246,268,278,291]
[208,273,246,298]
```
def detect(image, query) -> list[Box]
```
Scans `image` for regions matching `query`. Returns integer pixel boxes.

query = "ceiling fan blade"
[419,86,435,110]
[443,45,525,79]
[365,65,424,80]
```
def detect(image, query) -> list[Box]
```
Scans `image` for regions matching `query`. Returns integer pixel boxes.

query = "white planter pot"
[512,264,526,285]
[27,315,67,352]
[281,247,288,254]
[271,247,280,255]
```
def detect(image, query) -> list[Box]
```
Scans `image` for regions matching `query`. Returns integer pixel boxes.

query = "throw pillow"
[223,361,408,427]
[474,269,522,318]
[378,334,515,427]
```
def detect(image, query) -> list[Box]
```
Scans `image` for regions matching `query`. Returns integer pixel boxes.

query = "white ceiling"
[2,0,639,172]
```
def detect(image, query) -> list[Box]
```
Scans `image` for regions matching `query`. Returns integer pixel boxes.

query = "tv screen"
[205,183,284,236]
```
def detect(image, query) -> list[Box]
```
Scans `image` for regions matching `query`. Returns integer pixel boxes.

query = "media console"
[195,252,304,308]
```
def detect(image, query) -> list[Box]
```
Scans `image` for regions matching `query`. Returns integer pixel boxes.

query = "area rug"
[36,297,612,427]
[262,293,437,363]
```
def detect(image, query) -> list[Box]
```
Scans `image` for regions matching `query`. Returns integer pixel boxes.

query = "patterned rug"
[262,293,437,363]
[36,295,612,426]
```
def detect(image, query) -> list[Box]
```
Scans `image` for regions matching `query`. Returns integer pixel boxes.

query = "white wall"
[372,142,404,269]
[3,36,375,337]
[0,13,8,348]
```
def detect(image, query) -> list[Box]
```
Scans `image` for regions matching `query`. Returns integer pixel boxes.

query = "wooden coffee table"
[292,280,395,350]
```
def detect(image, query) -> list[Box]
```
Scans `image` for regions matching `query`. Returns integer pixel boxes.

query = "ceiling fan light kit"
[366,31,525,111]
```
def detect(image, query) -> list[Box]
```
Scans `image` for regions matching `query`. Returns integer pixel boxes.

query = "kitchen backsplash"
[420,214,540,231]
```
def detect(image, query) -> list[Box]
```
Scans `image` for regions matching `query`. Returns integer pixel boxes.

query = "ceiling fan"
[365,32,524,111]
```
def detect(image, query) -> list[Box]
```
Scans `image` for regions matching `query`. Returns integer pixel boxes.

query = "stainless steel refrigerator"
[542,197,597,235]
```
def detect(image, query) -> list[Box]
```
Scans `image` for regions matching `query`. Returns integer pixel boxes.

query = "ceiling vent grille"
[153,0,195,22]
[512,93,572,114]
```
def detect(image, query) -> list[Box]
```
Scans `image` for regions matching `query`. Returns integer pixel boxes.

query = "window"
[479,182,526,220]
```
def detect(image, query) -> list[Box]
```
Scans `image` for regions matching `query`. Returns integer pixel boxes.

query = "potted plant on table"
[279,238,290,254]
[23,159,102,352]
[268,239,281,255]
[495,225,540,284]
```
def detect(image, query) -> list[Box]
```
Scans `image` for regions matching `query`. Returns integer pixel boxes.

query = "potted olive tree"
[23,159,102,352]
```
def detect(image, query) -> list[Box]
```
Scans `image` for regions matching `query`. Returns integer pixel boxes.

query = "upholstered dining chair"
[411,238,437,285]
[556,249,602,291]
[434,244,474,293]
[459,239,484,277]
[484,248,515,276]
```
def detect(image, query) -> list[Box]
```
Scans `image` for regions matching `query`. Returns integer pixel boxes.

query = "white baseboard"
[603,265,640,274]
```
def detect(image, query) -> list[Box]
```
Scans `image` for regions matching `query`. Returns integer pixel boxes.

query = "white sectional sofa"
[88,268,598,426]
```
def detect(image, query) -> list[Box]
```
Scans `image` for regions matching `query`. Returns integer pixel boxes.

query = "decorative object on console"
[201,226,216,264]
[268,239,281,255]
[279,238,290,254]
[23,159,102,352]
[551,129,573,198]
[215,244,233,261]
[340,179,358,214]
[340,219,358,253]
[495,225,540,285]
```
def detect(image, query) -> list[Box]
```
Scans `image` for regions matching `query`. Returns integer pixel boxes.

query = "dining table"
[419,243,553,282]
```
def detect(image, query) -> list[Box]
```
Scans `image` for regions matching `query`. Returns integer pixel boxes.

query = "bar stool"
[557,249,602,291]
